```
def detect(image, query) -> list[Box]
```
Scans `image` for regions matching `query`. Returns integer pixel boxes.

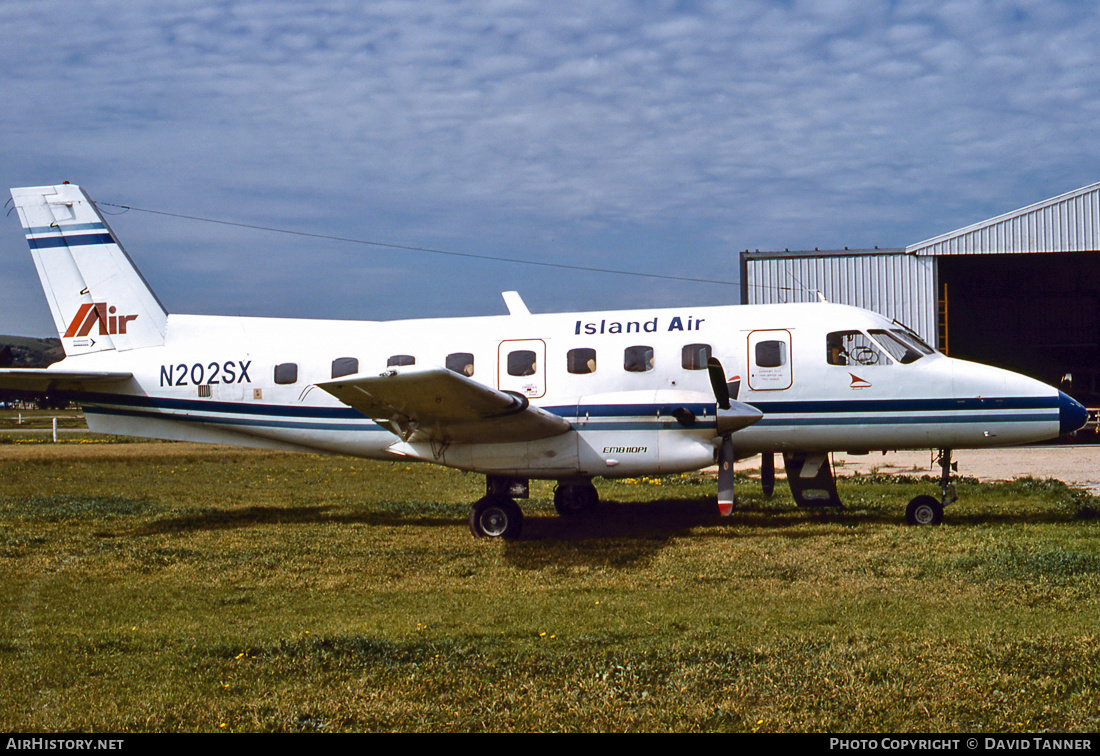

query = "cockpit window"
[888,329,935,356]
[827,331,888,366]
[869,329,928,364]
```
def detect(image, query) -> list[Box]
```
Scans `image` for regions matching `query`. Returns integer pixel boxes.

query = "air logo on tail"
[64,303,139,338]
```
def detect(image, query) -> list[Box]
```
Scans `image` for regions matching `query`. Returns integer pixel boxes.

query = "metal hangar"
[740,181,1100,414]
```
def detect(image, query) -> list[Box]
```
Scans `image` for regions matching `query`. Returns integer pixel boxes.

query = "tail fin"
[10,183,167,354]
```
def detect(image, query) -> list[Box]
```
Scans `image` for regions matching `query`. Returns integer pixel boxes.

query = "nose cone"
[1059,391,1089,436]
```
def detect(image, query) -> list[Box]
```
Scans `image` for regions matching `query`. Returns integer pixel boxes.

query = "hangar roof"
[740,247,903,259]
[907,181,1100,257]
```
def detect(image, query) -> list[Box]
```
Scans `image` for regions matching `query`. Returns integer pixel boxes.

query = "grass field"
[1,428,1099,732]
[1,408,88,431]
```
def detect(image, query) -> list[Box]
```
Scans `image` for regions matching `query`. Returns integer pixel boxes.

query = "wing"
[316,367,572,444]
[0,368,133,392]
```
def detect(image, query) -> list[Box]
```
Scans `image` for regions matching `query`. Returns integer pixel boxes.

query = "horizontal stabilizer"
[0,368,133,393]
[317,367,572,444]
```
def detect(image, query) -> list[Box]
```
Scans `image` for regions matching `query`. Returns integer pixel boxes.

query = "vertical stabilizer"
[10,183,167,354]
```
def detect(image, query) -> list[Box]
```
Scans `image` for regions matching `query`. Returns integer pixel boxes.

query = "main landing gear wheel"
[469,495,523,540]
[905,495,944,526]
[553,483,599,516]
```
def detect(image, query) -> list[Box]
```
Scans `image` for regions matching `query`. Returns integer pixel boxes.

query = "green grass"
[0,441,1098,732]
[0,408,88,432]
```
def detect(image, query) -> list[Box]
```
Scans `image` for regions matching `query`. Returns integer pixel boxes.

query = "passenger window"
[682,343,711,370]
[446,352,475,376]
[755,340,787,368]
[331,357,358,379]
[827,331,887,366]
[387,355,415,367]
[567,348,597,374]
[624,346,654,373]
[274,363,298,384]
[507,350,537,376]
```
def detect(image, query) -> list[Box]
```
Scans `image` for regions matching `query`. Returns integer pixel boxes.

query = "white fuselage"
[58,300,1078,480]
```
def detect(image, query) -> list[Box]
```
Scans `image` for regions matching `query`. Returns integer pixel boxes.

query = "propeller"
[708,358,732,412]
[707,358,762,515]
[760,452,775,497]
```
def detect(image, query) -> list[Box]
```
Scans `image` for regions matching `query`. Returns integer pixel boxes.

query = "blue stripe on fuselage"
[79,391,365,419]
[747,396,1058,414]
[72,393,1059,435]
[84,405,378,433]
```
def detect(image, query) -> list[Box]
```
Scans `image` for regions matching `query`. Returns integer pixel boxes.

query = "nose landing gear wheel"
[469,495,523,539]
[905,495,944,526]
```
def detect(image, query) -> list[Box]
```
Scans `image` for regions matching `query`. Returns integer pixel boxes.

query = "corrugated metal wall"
[741,181,1100,350]
[743,251,938,343]
[907,181,1100,256]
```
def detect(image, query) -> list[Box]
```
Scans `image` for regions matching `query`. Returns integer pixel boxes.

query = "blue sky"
[2,0,1099,335]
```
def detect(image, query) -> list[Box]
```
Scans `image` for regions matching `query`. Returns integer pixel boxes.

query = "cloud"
[1,0,1099,333]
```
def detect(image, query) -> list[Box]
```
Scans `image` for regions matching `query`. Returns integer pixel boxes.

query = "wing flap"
[317,367,572,444]
[0,368,133,392]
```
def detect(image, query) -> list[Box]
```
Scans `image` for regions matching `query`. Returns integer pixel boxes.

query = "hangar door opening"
[939,252,1100,410]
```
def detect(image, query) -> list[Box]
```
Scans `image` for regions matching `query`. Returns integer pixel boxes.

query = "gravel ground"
[739,445,1100,493]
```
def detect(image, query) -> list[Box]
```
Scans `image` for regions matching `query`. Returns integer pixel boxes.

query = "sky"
[2,0,1099,336]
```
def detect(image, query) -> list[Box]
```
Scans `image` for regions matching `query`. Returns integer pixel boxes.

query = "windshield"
[888,328,935,355]
[868,329,929,364]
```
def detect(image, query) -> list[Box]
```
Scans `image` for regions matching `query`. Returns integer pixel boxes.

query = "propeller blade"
[707,358,731,410]
[717,435,735,516]
[761,453,775,497]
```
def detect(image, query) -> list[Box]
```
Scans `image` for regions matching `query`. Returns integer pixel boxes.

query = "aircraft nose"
[1059,391,1089,436]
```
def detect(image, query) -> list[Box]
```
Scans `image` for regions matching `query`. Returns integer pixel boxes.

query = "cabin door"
[747,329,793,391]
